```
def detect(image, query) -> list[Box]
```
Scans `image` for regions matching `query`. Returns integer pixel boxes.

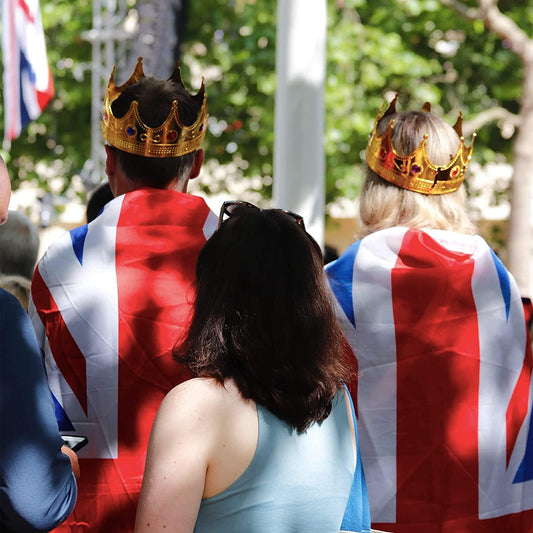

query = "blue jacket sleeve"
[0,289,77,532]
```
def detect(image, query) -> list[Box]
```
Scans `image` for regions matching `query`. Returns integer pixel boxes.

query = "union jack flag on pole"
[327,227,533,532]
[1,0,54,141]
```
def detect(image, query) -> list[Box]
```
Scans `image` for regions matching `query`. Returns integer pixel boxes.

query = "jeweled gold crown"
[365,94,476,195]
[102,57,208,158]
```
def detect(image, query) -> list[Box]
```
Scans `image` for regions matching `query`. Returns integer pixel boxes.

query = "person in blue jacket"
[0,156,78,531]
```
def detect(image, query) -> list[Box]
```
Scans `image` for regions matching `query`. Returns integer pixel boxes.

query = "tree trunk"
[507,44,533,298]
[129,0,187,77]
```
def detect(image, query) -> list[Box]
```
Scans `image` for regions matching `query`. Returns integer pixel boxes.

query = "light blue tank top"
[194,389,355,532]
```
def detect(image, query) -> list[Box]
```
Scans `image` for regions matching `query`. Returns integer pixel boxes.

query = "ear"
[105,145,117,177]
[189,149,204,180]
[105,145,120,196]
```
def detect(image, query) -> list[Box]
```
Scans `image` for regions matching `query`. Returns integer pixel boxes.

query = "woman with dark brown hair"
[135,202,370,532]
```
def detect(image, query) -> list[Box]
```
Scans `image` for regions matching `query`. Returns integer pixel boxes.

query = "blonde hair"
[359,110,477,237]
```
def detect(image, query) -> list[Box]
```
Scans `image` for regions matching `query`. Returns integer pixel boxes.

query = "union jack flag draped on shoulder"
[29,189,217,532]
[326,227,533,533]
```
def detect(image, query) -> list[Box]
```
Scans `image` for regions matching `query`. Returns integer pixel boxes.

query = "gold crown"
[101,57,208,158]
[365,94,476,195]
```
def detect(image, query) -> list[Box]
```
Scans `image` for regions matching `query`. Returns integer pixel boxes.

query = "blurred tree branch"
[463,106,520,137]
[441,0,533,295]
[440,0,532,61]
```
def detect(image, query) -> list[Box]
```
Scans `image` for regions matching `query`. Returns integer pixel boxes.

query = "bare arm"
[134,379,214,533]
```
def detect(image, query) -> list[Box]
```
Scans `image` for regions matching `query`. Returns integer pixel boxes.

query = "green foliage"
[185,0,530,205]
[1,0,531,207]
[183,0,278,195]
[1,0,93,192]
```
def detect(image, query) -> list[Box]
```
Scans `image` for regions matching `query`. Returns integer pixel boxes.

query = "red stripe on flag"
[392,230,479,531]
[343,337,359,416]
[18,0,35,24]
[506,338,533,466]
[109,191,201,524]
[32,266,87,414]
[36,66,54,109]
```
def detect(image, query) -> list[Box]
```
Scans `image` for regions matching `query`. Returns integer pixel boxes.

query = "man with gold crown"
[29,58,217,532]
[326,95,533,532]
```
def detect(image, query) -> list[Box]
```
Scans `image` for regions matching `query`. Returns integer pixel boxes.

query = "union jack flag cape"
[1,0,54,141]
[29,188,217,532]
[326,227,533,533]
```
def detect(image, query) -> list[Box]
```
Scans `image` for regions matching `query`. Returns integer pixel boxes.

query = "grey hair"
[0,210,40,279]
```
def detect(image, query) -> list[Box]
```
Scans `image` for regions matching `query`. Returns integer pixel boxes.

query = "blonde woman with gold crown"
[326,95,533,533]
[29,58,218,532]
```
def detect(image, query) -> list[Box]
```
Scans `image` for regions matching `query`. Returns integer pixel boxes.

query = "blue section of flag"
[326,240,361,329]
[490,249,511,320]
[513,415,533,483]
[341,385,371,532]
[19,51,35,130]
[70,225,88,266]
[52,392,75,432]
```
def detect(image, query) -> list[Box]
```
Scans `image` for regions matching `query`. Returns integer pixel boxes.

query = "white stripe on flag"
[350,227,409,523]
[38,198,122,458]
[474,247,533,518]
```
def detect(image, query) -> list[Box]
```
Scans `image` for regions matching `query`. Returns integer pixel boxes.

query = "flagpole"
[273,0,326,248]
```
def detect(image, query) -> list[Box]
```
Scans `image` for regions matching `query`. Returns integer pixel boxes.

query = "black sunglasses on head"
[217,201,306,230]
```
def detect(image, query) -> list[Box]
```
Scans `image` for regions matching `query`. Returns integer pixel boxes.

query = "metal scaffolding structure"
[85,0,184,190]
[83,0,130,190]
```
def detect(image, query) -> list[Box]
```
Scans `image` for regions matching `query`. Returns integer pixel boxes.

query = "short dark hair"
[174,208,354,432]
[110,77,200,187]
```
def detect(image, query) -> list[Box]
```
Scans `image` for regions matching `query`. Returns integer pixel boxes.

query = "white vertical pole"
[90,0,104,187]
[273,0,326,248]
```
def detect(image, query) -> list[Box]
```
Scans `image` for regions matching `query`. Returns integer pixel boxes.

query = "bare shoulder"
[158,378,241,424]
[164,377,235,404]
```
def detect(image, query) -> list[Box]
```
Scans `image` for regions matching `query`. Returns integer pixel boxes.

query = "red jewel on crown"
[167,130,178,142]
[451,166,459,178]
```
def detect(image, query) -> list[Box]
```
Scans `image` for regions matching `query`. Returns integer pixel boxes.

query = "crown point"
[453,111,464,137]
[382,94,399,119]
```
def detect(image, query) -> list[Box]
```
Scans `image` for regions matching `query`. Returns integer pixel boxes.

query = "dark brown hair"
[110,77,200,187]
[174,207,354,432]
